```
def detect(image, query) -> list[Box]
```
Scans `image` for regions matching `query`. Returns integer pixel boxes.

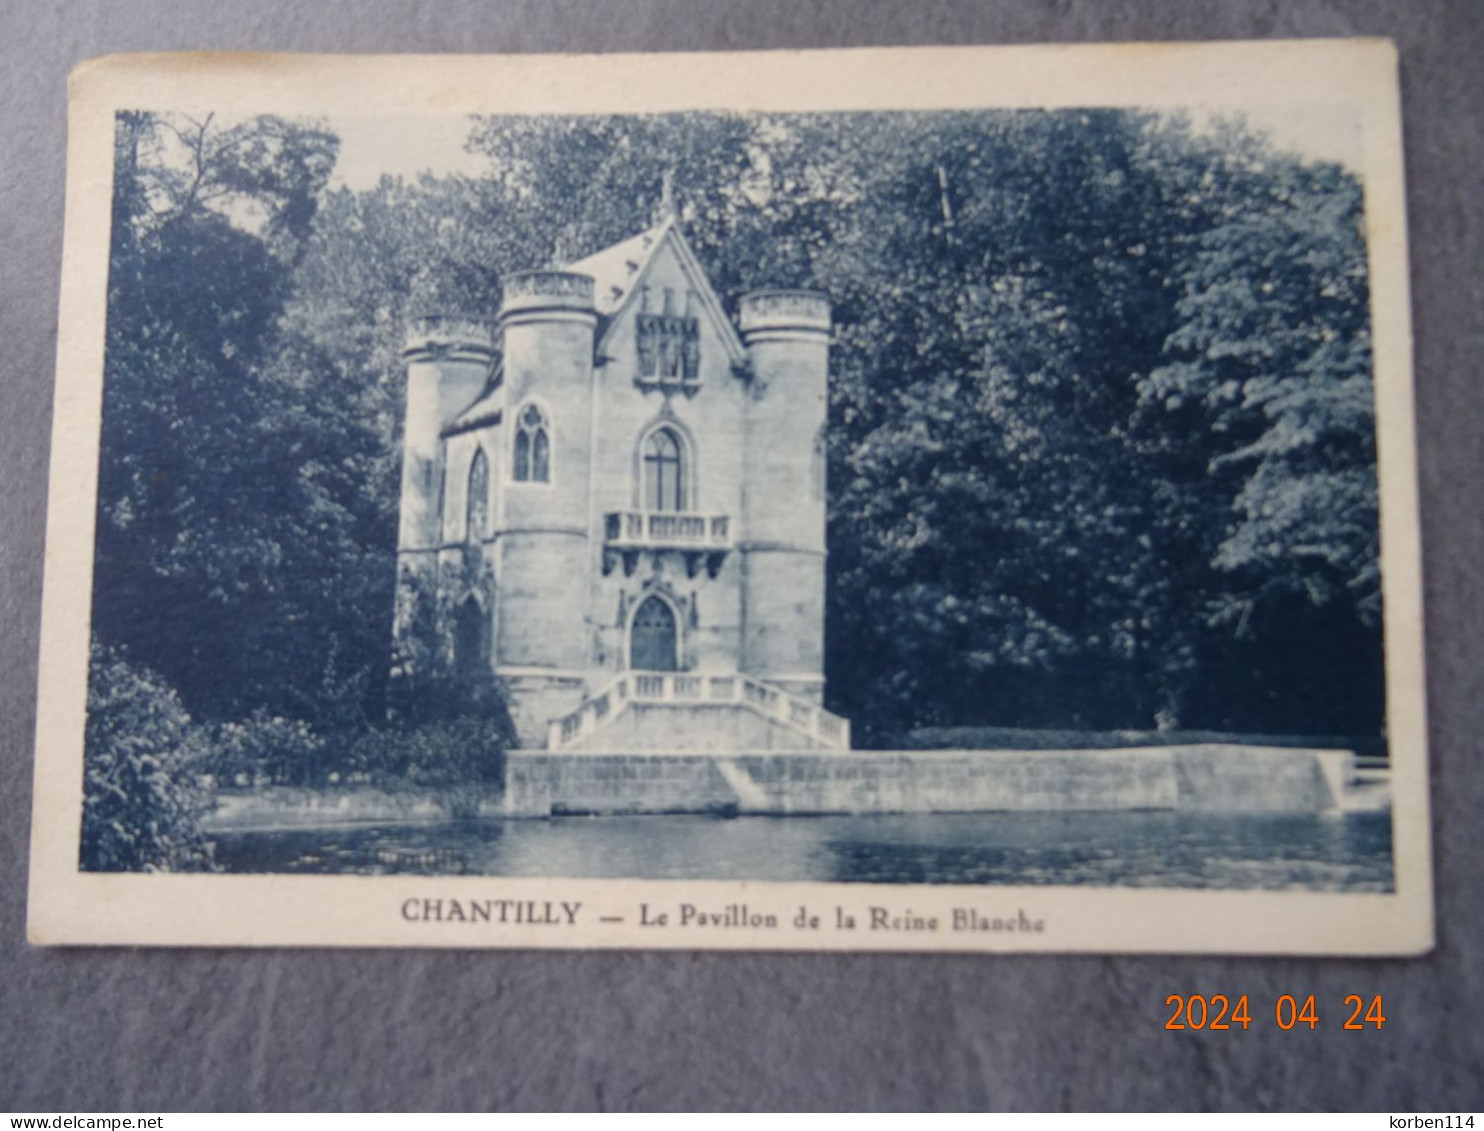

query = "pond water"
[210,810,1394,891]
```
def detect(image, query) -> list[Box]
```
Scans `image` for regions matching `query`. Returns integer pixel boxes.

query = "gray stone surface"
[506,746,1346,816]
[1,0,1481,1112]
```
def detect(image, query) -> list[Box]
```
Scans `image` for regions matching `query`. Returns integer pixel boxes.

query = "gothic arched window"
[513,403,551,483]
[466,447,489,542]
[643,427,685,512]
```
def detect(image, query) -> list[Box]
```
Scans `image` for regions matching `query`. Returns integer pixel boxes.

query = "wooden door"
[630,596,678,671]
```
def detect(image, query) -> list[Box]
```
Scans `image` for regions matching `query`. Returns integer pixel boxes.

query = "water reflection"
[211,810,1394,891]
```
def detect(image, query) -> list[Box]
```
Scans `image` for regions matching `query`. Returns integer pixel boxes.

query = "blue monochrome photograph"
[79,100,1397,893]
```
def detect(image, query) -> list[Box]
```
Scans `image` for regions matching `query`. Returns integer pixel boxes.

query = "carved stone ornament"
[635,313,702,394]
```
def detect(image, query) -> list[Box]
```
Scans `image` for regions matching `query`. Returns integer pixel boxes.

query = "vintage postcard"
[29,41,1431,952]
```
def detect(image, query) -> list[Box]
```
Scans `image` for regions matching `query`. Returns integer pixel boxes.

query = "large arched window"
[512,403,550,484]
[642,427,685,512]
[466,447,489,542]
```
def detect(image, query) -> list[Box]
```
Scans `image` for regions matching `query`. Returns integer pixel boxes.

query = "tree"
[1135,121,1382,732]
[94,111,402,734]
[92,104,1385,760]
[453,108,1383,739]
[809,110,1194,735]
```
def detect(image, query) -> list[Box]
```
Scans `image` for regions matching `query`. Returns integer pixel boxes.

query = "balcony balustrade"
[602,510,731,577]
[548,671,850,753]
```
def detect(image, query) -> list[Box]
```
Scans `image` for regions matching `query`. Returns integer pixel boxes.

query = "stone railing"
[603,511,731,550]
[737,289,831,335]
[501,270,596,316]
[403,313,495,356]
[548,671,850,752]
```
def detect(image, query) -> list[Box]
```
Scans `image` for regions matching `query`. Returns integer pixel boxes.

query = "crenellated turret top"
[402,313,495,362]
[737,289,832,338]
[501,270,596,319]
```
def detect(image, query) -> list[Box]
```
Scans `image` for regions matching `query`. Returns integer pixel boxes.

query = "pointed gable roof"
[565,224,666,317]
[443,219,750,436]
[564,218,747,367]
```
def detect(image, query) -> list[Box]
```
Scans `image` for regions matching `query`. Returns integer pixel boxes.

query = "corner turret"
[495,270,600,744]
[397,314,495,557]
[390,314,495,709]
[738,289,831,703]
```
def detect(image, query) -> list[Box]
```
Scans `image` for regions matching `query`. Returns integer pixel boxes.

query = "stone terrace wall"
[504,745,1350,817]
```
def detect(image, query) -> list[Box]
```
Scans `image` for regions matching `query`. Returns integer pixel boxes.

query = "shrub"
[344,715,510,788]
[80,642,216,872]
[210,709,325,786]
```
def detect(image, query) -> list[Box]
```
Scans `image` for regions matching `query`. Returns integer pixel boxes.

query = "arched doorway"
[630,595,678,671]
[454,596,488,687]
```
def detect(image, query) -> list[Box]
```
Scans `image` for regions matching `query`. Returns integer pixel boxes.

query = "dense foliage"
[87,106,1384,804]
[81,644,215,871]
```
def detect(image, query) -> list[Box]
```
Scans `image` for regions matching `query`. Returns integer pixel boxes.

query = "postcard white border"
[29,41,1432,954]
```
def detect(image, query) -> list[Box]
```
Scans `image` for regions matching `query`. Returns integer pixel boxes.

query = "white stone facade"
[391,220,849,751]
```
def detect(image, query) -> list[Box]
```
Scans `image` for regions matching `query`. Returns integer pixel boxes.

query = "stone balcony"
[602,510,731,577]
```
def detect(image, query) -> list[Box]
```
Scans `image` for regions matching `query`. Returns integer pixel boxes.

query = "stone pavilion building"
[391,218,849,753]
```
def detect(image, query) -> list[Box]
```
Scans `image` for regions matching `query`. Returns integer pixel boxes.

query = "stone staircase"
[547,671,851,753]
